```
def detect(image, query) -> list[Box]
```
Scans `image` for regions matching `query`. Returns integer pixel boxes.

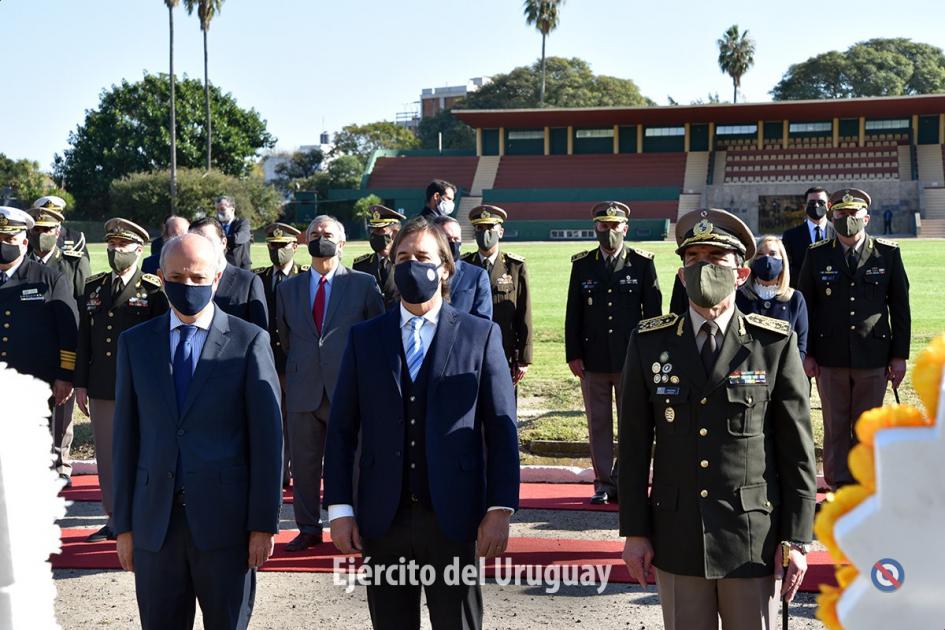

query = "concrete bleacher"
[491,153,687,189]
[367,156,479,191]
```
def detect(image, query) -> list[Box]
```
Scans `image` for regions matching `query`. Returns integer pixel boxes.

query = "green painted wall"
[505,129,545,155]
[839,118,860,137]
[483,187,680,203]
[642,135,684,153]
[763,121,783,140]
[690,124,709,151]
[918,115,940,144]
[482,129,500,155]
[550,128,568,154]
[573,130,613,154]
[618,125,637,153]
[501,219,670,241]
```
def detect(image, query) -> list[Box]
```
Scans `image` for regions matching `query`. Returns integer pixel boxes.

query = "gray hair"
[215,196,235,209]
[431,215,459,228]
[307,215,346,242]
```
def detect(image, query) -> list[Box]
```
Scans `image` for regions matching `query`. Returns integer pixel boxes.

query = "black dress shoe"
[86,525,115,543]
[59,474,72,490]
[590,491,609,505]
[284,531,322,552]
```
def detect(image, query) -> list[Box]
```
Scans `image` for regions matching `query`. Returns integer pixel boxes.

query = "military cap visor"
[28,207,65,228]
[675,209,756,259]
[104,218,150,245]
[829,188,872,212]
[592,201,630,223]
[31,195,67,212]
[469,205,508,225]
[265,222,301,243]
[0,207,35,234]
[366,205,406,227]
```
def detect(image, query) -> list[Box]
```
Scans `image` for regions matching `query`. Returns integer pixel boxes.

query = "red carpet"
[61,477,827,513]
[52,529,837,593]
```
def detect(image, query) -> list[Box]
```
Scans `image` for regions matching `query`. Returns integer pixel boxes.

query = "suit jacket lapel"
[706,311,753,393]
[451,261,466,292]
[151,312,179,423]
[217,265,236,300]
[855,237,875,273]
[179,308,231,421]
[298,270,319,336]
[491,253,505,284]
[427,304,459,398]
[381,308,404,398]
[323,265,348,330]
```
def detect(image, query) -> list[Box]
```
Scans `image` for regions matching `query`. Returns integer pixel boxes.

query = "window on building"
[507,130,545,140]
[550,229,596,240]
[644,127,685,137]
[716,124,758,135]
[865,119,910,130]
[789,122,832,133]
[575,129,615,139]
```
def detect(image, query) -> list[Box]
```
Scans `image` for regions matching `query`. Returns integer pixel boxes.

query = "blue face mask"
[394,260,441,304]
[448,240,462,262]
[751,255,783,281]
[163,281,214,316]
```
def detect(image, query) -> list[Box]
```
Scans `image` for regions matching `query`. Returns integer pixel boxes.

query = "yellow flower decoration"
[855,404,930,446]
[835,564,858,589]
[814,484,872,563]
[913,334,945,420]
[847,444,875,492]
[816,584,843,630]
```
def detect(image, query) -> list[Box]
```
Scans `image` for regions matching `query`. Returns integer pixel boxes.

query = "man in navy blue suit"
[112,233,284,630]
[324,217,519,630]
[431,215,492,320]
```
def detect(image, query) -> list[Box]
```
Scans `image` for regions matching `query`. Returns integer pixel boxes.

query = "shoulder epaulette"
[628,247,655,260]
[745,313,791,336]
[63,249,83,259]
[141,273,162,288]
[85,272,108,285]
[505,251,525,263]
[809,238,832,249]
[571,250,590,263]
[353,253,372,264]
[461,251,477,262]
[300,264,311,272]
[252,266,267,274]
[636,313,679,334]
[875,237,899,248]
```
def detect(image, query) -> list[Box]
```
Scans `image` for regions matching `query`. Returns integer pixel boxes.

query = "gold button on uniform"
[700,490,709,498]
[105,337,112,343]
[700,460,709,469]
[105,351,112,357]
[700,397,707,405]
[699,428,708,436]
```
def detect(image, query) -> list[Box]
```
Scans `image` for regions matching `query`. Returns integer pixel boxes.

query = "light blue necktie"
[405,316,426,382]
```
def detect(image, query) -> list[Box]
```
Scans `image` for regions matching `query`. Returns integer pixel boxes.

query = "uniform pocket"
[651,484,678,512]
[725,386,769,436]
[737,482,778,513]
[650,386,690,434]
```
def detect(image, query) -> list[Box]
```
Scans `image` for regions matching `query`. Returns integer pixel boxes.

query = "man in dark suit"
[418,179,456,221]
[216,196,253,270]
[620,209,816,630]
[781,186,834,289]
[565,201,662,504]
[142,215,189,275]
[112,233,283,630]
[324,216,519,630]
[352,205,404,309]
[276,215,385,551]
[75,218,168,543]
[431,215,492,320]
[189,217,269,331]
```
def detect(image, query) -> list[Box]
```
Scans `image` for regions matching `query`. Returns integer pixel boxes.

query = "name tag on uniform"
[618,277,639,286]
[819,271,839,282]
[728,370,767,385]
[581,280,598,290]
[20,288,43,301]
[656,386,680,396]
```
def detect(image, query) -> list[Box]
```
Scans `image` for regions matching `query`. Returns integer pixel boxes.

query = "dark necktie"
[379,257,390,282]
[847,247,858,272]
[112,277,123,299]
[173,325,198,414]
[312,275,327,335]
[814,225,823,242]
[0,271,7,285]
[700,320,719,375]
[485,259,494,275]
[273,271,285,292]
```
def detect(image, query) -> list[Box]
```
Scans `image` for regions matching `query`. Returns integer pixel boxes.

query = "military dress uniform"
[32,195,88,260]
[797,188,910,489]
[27,206,91,479]
[565,202,662,502]
[353,205,405,309]
[75,219,167,539]
[0,208,79,441]
[618,209,816,630]
[461,205,533,376]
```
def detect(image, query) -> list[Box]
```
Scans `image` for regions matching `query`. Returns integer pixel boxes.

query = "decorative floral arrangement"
[814,334,945,629]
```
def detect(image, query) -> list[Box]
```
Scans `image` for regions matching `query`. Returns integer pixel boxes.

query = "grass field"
[71,238,943,460]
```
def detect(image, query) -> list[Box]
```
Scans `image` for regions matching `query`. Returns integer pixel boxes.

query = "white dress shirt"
[169,303,215,376]
[689,305,736,353]
[111,265,138,293]
[328,299,513,522]
[806,218,828,243]
[309,265,338,323]
[478,251,499,268]
[0,256,24,281]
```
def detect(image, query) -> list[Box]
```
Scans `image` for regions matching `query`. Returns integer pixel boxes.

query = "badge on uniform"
[820,271,839,282]
[20,288,43,302]
[618,276,639,286]
[656,386,680,396]
[128,296,149,308]
[865,267,886,277]
[728,370,767,385]
[497,274,513,291]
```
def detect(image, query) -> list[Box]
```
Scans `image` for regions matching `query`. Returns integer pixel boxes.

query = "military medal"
[825,288,832,296]
[653,374,661,384]
[664,408,675,422]
[659,352,669,363]
[670,375,680,384]
[661,374,669,383]
[652,362,661,374]
[661,363,672,373]
[763,301,771,309]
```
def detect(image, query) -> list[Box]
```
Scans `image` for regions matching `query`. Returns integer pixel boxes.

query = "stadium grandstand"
[357,94,945,240]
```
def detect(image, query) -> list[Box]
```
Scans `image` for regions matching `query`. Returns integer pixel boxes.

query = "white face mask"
[753,281,779,300]
[437,199,455,215]
[216,212,230,224]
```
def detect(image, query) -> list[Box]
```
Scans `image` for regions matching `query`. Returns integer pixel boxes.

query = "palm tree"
[184,0,224,173]
[717,25,756,103]
[523,0,564,106]
[165,0,180,210]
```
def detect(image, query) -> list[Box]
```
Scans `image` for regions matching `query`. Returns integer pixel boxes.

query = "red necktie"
[312,275,327,335]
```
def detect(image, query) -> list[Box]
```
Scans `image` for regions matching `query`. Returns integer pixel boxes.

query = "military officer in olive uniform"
[255,222,307,486]
[798,188,910,490]
[461,204,533,386]
[353,205,405,309]
[74,218,167,542]
[26,204,90,482]
[565,201,662,504]
[619,208,817,630]
[31,195,88,260]
[0,207,78,478]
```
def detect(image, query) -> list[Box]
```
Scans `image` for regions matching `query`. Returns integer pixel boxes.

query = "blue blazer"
[112,308,284,552]
[323,303,519,542]
[448,260,493,320]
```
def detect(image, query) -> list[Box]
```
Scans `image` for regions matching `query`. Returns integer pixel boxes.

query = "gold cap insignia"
[693,219,713,236]
[843,193,853,204]
[372,210,380,221]
[273,228,283,238]
[606,207,617,217]
[0,217,7,226]
[481,209,491,219]
[42,201,56,209]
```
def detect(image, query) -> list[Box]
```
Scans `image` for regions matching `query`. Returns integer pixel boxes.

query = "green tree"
[717,25,756,103]
[523,0,565,106]
[184,0,225,172]
[332,122,419,163]
[418,109,477,151]
[772,38,945,100]
[0,154,74,210]
[54,73,275,216]
[109,167,281,229]
[165,0,181,210]
[353,193,383,222]
[326,155,365,190]
[271,148,324,194]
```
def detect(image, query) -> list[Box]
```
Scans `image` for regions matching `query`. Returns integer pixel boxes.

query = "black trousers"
[362,500,482,630]
[133,503,255,630]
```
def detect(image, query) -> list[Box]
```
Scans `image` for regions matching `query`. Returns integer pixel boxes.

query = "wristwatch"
[783,540,812,554]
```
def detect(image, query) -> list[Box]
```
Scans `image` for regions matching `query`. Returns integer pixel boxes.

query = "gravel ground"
[55,499,825,629]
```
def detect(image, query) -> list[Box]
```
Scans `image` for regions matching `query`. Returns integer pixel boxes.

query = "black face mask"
[307,237,338,258]
[163,281,214,316]
[806,200,828,220]
[394,260,441,304]
[369,233,392,254]
[0,242,22,265]
[448,240,462,262]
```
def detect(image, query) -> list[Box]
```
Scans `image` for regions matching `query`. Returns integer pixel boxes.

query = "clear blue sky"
[2,0,944,169]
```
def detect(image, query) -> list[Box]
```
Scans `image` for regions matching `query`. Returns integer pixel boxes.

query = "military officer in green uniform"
[461,204,532,387]
[353,205,405,309]
[565,201,662,504]
[27,204,90,483]
[618,208,817,630]
[798,188,910,490]
[74,218,167,541]
[255,222,306,486]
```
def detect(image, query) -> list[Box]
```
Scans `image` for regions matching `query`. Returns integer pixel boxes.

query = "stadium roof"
[452,94,945,128]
